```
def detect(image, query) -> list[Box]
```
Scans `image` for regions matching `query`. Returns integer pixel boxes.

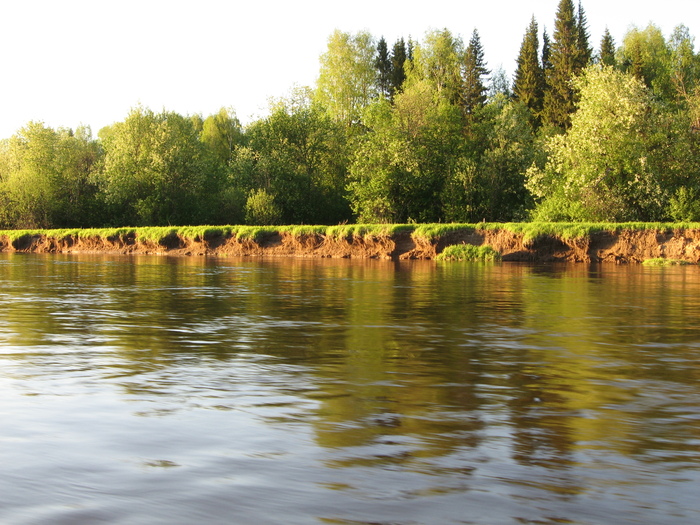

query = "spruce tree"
[542,29,552,73]
[599,28,616,67]
[575,1,592,69]
[390,37,408,98]
[514,16,545,122]
[375,37,393,98]
[542,0,581,129]
[462,29,490,116]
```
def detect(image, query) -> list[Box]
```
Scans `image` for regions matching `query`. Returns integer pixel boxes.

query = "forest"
[1,0,700,229]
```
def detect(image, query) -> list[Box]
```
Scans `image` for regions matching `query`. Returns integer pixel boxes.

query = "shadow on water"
[1,253,699,524]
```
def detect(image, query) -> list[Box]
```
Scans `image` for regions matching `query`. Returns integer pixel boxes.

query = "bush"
[668,187,700,222]
[436,243,501,262]
[244,189,282,225]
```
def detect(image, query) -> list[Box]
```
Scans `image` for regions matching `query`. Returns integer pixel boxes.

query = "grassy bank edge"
[2,222,700,245]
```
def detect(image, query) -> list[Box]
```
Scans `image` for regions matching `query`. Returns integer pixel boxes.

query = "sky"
[0,0,697,139]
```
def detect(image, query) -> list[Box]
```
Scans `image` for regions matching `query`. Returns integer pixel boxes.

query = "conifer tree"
[542,0,581,129]
[599,28,616,67]
[390,37,408,98]
[575,1,592,69]
[462,29,489,116]
[375,37,393,98]
[514,17,545,122]
[542,29,552,73]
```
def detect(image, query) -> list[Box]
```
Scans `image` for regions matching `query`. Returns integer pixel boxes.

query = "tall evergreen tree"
[462,29,490,116]
[542,29,552,73]
[542,0,581,129]
[599,28,616,67]
[514,17,545,122]
[390,37,408,98]
[575,1,592,69]
[375,37,393,99]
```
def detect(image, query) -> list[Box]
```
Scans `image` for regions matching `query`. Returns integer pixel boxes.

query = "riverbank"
[2,223,700,263]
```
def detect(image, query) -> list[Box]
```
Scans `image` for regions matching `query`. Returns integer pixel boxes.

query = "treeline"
[1,0,700,229]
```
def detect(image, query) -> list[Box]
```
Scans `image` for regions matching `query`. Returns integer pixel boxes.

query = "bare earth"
[3,228,700,263]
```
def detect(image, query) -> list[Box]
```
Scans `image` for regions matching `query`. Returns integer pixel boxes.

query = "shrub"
[436,243,501,262]
[244,189,282,225]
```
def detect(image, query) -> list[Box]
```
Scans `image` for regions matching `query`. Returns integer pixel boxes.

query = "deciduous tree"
[409,29,464,105]
[315,30,377,125]
[200,107,242,166]
[99,107,218,226]
[348,80,463,223]
[618,24,673,100]
[244,89,352,224]
[0,123,101,228]
[529,66,667,221]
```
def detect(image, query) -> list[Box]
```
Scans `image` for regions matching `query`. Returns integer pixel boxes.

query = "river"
[1,253,699,524]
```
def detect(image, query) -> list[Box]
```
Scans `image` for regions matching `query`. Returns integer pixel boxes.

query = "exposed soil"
[3,227,700,263]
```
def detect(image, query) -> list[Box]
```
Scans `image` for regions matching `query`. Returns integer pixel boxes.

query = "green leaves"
[529,66,670,221]
[0,122,101,228]
[99,107,217,226]
[315,30,378,125]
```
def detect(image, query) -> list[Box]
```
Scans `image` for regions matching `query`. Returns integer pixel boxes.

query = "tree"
[244,88,352,224]
[348,80,464,223]
[442,96,536,222]
[0,123,101,228]
[477,97,537,220]
[99,107,219,226]
[244,188,282,225]
[542,29,552,73]
[542,0,582,129]
[390,38,408,98]
[409,29,464,105]
[462,29,490,117]
[375,37,393,99]
[668,25,700,101]
[528,66,667,221]
[315,30,377,125]
[488,67,512,101]
[200,107,242,166]
[599,28,616,67]
[575,1,592,69]
[513,17,545,123]
[618,24,673,101]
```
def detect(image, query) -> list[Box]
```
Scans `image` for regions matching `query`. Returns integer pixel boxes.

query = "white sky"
[0,0,696,139]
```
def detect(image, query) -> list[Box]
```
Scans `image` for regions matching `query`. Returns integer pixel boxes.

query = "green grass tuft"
[436,244,502,262]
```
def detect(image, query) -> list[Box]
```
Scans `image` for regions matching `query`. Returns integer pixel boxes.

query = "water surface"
[1,253,699,524]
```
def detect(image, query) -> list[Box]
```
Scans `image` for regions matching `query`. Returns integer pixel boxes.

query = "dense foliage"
[1,0,699,229]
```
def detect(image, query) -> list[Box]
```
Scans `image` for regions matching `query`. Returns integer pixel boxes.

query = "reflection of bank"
[310,260,502,467]
[511,263,700,468]
[4,254,700,501]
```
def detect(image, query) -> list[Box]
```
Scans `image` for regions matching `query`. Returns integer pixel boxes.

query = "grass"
[435,244,502,262]
[3,222,700,247]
